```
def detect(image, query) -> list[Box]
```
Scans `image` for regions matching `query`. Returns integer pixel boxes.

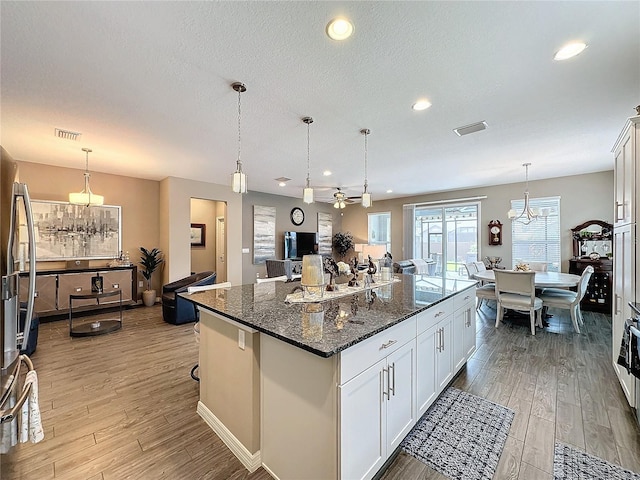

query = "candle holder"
[301,254,326,299]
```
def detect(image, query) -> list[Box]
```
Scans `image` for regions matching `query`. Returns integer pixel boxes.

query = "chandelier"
[69,148,104,206]
[507,163,546,225]
[231,82,247,193]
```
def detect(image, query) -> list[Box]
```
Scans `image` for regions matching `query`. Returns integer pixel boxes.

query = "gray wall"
[340,170,613,273]
[241,191,342,283]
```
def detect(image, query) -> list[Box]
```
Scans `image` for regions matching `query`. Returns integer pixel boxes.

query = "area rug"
[401,387,514,480]
[554,442,640,479]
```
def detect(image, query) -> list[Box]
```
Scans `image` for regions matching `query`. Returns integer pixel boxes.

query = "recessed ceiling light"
[323,170,332,176]
[386,189,393,194]
[412,99,432,111]
[554,42,587,61]
[326,17,353,41]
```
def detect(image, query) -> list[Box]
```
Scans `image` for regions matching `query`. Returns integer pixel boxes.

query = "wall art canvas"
[30,200,122,261]
[190,223,206,247]
[253,205,276,264]
[318,212,333,255]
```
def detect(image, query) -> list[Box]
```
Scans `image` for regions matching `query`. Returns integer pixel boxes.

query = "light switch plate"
[242,248,250,254]
[238,330,245,350]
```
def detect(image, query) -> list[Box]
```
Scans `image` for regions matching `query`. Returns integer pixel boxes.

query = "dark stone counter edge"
[189,283,477,359]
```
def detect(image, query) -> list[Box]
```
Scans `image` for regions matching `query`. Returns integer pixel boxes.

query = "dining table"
[472,269,581,288]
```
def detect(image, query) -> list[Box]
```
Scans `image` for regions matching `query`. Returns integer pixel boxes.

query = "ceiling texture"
[1,1,639,203]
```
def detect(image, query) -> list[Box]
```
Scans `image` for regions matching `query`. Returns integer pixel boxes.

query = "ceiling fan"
[329,187,361,209]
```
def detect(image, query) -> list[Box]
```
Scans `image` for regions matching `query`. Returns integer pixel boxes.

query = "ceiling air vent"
[453,121,488,137]
[55,128,82,141]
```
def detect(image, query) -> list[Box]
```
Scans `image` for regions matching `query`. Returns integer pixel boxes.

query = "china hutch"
[569,220,613,314]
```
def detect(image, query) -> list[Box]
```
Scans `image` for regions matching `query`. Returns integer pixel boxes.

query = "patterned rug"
[554,443,640,479]
[401,387,514,480]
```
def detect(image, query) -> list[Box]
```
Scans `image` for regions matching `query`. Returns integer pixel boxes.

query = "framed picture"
[190,223,206,247]
[30,200,121,261]
[253,205,276,264]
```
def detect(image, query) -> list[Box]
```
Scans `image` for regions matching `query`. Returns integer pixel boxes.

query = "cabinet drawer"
[58,273,97,309]
[416,298,453,335]
[99,270,132,302]
[454,289,476,311]
[340,317,416,384]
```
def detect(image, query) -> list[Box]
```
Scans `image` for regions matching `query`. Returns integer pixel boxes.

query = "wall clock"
[290,207,305,226]
[488,220,503,246]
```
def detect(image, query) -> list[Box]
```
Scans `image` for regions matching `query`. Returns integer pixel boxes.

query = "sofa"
[161,271,216,324]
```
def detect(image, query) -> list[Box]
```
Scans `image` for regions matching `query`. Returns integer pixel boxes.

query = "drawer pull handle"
[34,291,39,298]
[434,311,445,317]
[113,283,119,289]
[464,295,471,300]
[381,339,397,349]
[75,287,82,292]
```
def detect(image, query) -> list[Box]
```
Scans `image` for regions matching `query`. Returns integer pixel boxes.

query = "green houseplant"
[332,231,354,259]
[139,246,164,306]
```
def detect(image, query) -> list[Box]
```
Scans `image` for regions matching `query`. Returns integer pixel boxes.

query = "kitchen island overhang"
[181,274,478,479]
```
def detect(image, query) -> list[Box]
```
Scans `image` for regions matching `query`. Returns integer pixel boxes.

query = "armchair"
[161,271,216,324]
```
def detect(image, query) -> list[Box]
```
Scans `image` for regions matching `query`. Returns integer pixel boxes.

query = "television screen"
[284,231,318,259]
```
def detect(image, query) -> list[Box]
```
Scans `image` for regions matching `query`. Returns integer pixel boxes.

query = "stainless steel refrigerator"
[0,146,37,469]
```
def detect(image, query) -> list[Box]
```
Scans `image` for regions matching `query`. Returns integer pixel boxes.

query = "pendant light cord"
[237,87,242,172]
[306,120,311,188]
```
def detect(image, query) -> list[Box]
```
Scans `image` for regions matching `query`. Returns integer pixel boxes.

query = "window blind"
[510,196,561,272]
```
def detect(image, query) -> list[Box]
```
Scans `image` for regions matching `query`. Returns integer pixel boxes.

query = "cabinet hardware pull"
[434,311,445,317]
[390,362,395,396]
[381,339,397,349]
[440,328,445,351]
[464,295,470,300]
[382,368,388,400]
[615,201,624,221]
[436,328,441,352]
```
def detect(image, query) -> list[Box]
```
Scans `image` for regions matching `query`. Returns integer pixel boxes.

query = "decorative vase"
[142,289,156,307]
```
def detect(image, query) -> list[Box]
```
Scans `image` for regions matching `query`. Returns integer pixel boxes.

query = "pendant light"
[507,163,545,224]
[231,82,247,193]
[360,128,372,208]
[302,116,314,204]
[69,148,104,206]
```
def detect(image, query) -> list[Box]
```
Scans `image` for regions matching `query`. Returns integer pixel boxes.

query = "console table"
[69,290,123,337]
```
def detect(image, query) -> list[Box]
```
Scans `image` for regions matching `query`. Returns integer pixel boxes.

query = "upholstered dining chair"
[527,261,549,272]
[494,270,543,335]
[538,266,594,333]
[465,262,496,311]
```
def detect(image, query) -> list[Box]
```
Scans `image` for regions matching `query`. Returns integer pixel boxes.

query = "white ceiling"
[1,1,639,203]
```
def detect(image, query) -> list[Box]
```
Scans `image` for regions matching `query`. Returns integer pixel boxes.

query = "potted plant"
[332,231,354,259]
[139,246,163,306]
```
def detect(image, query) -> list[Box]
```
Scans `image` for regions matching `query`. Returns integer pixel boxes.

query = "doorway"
[190,198,227,281]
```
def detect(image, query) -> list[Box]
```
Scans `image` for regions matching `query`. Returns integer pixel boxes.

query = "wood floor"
[2,303,639,479]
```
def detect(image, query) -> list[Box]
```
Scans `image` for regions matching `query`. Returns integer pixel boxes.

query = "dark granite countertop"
[181,274,476,358]
[630,302,640,317]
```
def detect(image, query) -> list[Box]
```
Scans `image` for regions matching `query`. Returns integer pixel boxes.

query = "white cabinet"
[612,224,636,406]
[612,115,640,408]
[340,339,416,480]
[435,315,453,392]
[416,323,438,417]
[613,116,638,227]
[453,291,477,373]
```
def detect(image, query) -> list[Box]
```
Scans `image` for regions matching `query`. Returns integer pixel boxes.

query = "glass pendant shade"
[361,192,372,208]
[232,170,247,194]
[69,148,104,206]
[303,187,314,204]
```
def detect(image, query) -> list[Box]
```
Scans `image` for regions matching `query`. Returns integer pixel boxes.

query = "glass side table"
[69,290,123,337]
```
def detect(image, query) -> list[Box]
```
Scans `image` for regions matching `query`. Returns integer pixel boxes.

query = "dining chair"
[465,262,496,311]
[494,270,543,335]
[527,261,548,272]
[473,261,487,272]
[538,266,594,333]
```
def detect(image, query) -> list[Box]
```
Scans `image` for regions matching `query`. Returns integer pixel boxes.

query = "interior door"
[216,216,226,282]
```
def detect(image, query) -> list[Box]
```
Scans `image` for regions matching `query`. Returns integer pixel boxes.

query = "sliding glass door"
[412,203,479,279]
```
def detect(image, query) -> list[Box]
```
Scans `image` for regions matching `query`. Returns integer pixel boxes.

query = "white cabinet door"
[613,122,636,227]
[386,340,416,453]
[416,324,438,417]
[340,359,386,480]
[612,224,636,407]
[464,303,477,360]
[452,307,467,373]
[436,316,453,393]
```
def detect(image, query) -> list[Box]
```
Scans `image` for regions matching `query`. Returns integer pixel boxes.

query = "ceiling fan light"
[303,187,314,204]
[361,192,372,208]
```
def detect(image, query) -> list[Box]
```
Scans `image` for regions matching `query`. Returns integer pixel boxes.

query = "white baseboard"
[197,401,262,473]
[261,462,281,480]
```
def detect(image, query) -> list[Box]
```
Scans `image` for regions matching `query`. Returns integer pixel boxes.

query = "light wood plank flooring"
[2,304,639,479]
[381,306,640,480]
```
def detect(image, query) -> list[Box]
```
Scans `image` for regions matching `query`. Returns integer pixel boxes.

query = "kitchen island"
[182,274,477,480]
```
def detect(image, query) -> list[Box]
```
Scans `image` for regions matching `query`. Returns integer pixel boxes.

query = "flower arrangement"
[514,262,530,271]
[336,261,352,276]
[332,232,354,259]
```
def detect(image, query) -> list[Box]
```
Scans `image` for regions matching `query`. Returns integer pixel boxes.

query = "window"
[404,202,480,279]
[510,196,561,271]
[368,212,391,253]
